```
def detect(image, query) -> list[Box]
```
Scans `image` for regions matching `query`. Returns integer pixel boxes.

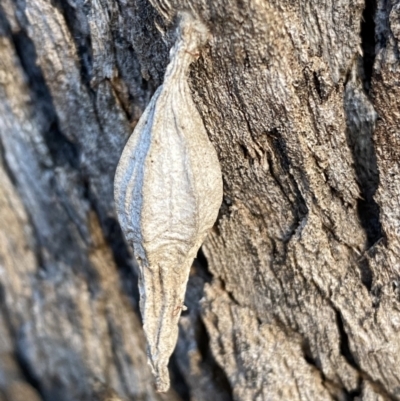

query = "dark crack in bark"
[6,8,80,170]
[361,0,378,92]
[335,308,399,401]
[173,249,234,401]
[0,283,45,401]
[344,69,383,251]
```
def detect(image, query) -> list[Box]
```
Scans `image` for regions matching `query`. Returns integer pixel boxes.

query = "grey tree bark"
[0,0,399,400]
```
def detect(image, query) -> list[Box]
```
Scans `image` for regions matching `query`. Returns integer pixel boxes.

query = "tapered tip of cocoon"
[153,364,170,393]
[177,11,210,53]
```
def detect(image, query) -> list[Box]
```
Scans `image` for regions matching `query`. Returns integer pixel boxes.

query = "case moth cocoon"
[114,13,223,392]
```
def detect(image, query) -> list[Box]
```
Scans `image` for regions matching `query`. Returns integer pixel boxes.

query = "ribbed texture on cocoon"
[114,13,223,392]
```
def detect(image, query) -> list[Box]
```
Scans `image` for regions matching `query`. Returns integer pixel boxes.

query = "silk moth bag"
[114,13,223,392]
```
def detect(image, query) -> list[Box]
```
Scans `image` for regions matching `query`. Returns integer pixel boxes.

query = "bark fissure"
[344,66,383,250]
[0,133,17,188]
[301,339,345,400]
[168,353,192,401]
[335,309,399,401]
[11,28,80,169]
[346,377,363,401]
[13,340,45,401]
[51,0,94,89]
[11,10,70,129]
[361,0,377,92]
[265,148,309,242]
[335,310,359,370]
[0,284,45,401]
[174,250,234,401]
[195,252,234,400]
[270,133,310,224]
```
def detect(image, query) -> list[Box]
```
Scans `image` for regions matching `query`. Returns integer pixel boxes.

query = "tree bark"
[0,0,399,400]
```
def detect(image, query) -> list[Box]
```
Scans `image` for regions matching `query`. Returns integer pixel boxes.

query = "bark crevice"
[266,136,309,242]
[13,339,44,401]
[301,338,357,401]
[51,0,94,88]
[11,27,80,170]
[334,308,398,401]
[361,0,377,92]
[335,310,359,370]
[0,284,45,401]
[344,66,383,250]
[176,250,234,401]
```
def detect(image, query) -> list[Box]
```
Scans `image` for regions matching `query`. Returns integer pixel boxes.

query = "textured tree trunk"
[0,0,399,400]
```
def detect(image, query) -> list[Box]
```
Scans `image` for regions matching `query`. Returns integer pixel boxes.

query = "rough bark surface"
[0,0,399,401]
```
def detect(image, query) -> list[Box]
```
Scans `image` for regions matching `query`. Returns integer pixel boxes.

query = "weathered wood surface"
[0,0,399,400]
